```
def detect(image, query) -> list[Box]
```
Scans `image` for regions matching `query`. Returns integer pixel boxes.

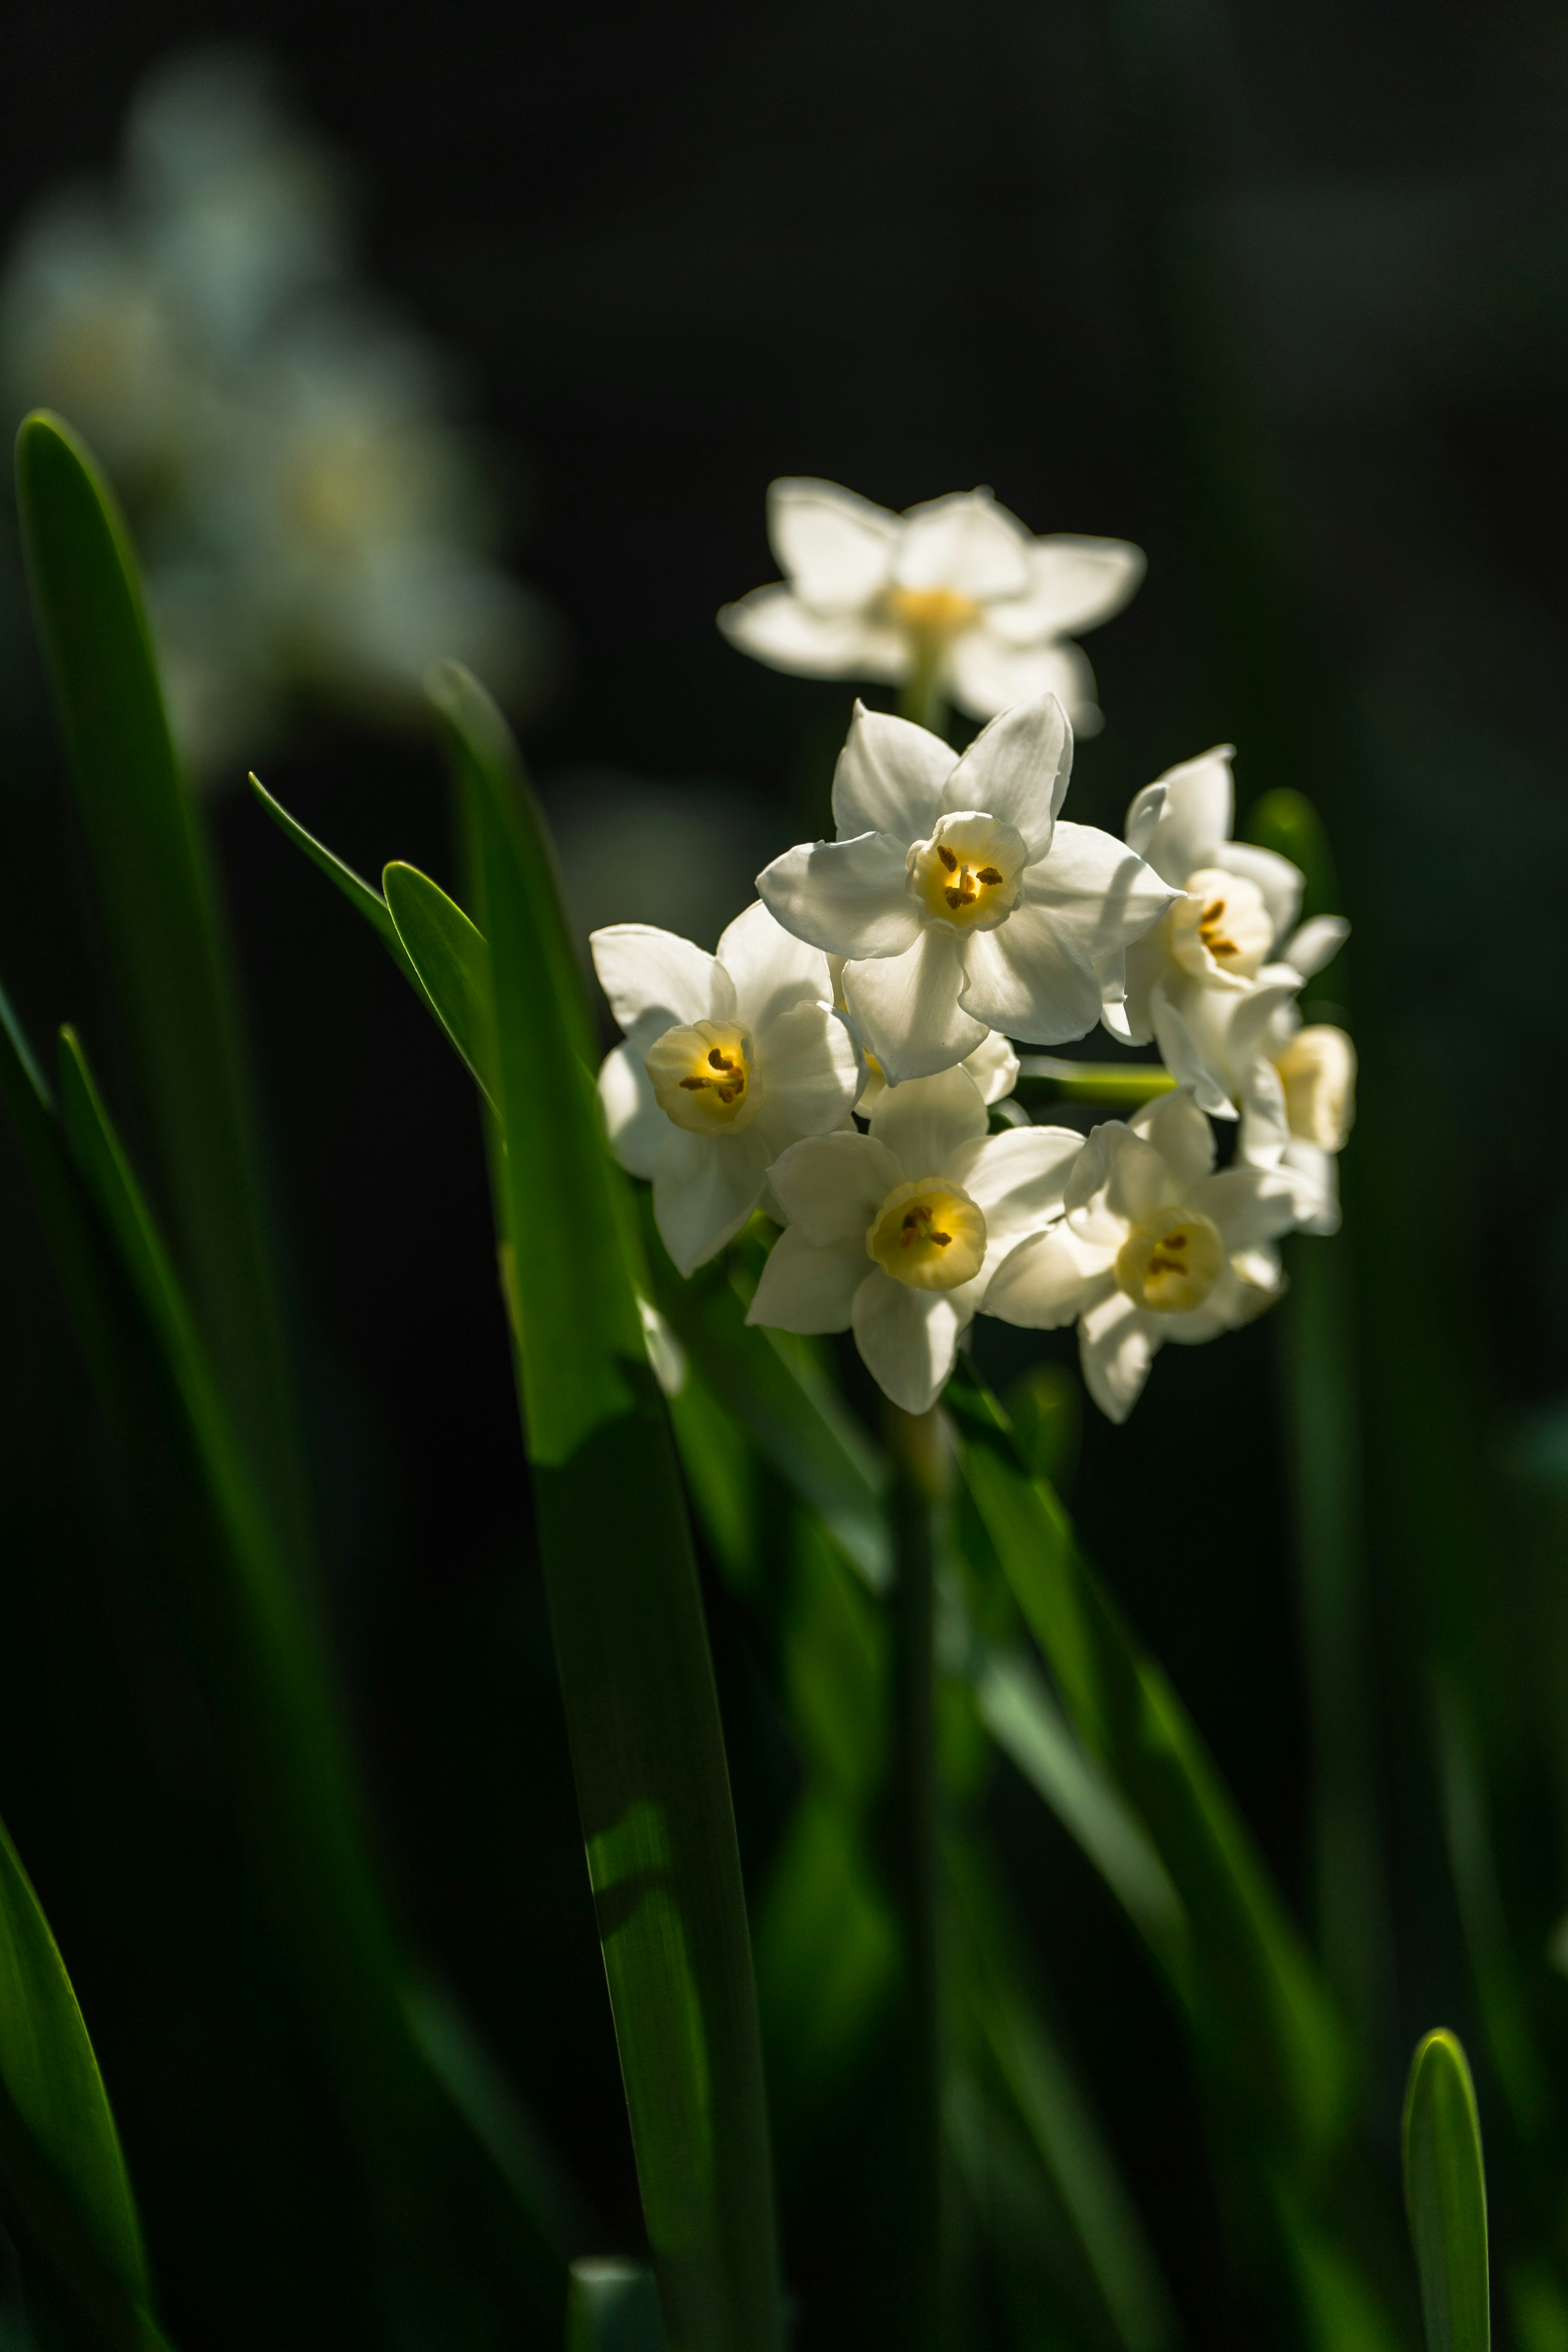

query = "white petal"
[1149,983,1238,1118]
[1112,933,1160,1046]
[751,999,862,1149]
[1129,1088,1216,1196]
[1079,1291,1158,1423]
[717,899,834,1030]
[942,691,1073,860]
[991,535,1146,638]
[717,584,905,680]
[757,833,920,961]
[945,1123,1085,1254]
[943,631,1100,729]
[591,923,720,1033]
[653,1129,770,1276]
[957,904,1104,1045]
[767,477,898,610]
[869,1063,989,1176]
[983,1224,1113,1328]
[767,1129,904,1244]
[894,489,1031,601]
[1186,1165,1301,1252]
[851,1271,966,1415]
[1025,822,1182,966]
[598,1042,667,1180]
[1123,780,1167,859]
[1281,1139,1340,1235]
[1143,746,1234,886]
[963,1029,1020,1105]
[1281,914,1350,980]
[843,929,988,1085]
[1094,1128,1176,1226]
[746,1226,866,1333]
[1237,1058,1292,1169]
[1214,840,1303,947]
[831,701,956,841]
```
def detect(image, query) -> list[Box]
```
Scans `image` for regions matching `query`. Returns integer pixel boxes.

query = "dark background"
[0,2,1565,2346]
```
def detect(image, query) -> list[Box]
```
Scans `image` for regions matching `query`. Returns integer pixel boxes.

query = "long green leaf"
[15,412,306,1561]
[0,1811,165,2351]
[946,1372,1349,2174]
[568,2261,669,2352]
[382,863,499,1108]
[428,663,783,2352]
[1403,2031,1490,2352]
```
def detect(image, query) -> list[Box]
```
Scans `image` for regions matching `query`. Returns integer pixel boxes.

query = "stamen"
[976,866,1002,885]
[900,1204,952,1249]
[678,1076,705,1090]
[937,845,958,873]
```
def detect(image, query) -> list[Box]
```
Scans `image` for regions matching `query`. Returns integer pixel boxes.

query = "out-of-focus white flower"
[718,480,1143,731]
[758,697,1178,1086]
[1176,975,1357,1234]
[747,1065,1082,1416]
[0,46,552,780]
[985,1089,1299,1422]
[1112,746,1348,1113]
[594,903,860,1278]
[825,953,1019,1116]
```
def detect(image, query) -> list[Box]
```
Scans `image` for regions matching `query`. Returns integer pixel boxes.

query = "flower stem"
[898,655,949,739]
[886,1401,946,2352]
[1013,1057,1177,1103]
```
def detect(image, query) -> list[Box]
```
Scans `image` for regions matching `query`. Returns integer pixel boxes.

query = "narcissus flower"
[594,902,860,1276]
[717,480,1144,730]
[1110,746,1348,1112]
[758,696,1178,1086]
[747,1064,1082,1416]
[1176,976,1357,1233]
[985,1090,1298,1422]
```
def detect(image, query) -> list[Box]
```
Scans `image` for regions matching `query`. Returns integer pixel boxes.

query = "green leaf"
[644,1229,891,1592]
[1403,2031,1490,2352]
[15,412,306,1561]
[246,771,408,962]
[430,664,784,2352]
[0,1810,165,2352]
[971,1648,1187,1979]
[947,1372,1349,2174]
[382,863,499,1110]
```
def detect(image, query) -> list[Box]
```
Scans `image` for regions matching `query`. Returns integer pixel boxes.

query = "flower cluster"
[596,479,1355,1424]
[0,47,552,780]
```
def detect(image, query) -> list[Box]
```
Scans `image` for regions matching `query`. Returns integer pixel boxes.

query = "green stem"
[886,1403,944,2352]
[898,654,949,739]
[1013,1058,1177,1104]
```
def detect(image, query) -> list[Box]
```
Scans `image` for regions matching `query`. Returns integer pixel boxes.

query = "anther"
[937,845,958,872]
[977,866,1002,885]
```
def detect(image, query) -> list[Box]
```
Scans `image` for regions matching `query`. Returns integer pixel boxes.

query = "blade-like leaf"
[428,663,784,2352]
[15,412,306,1560]
[946,1372,1349,2173]
[247,771,410,962]
[1403,2031,1490,2352]
[643,1226,892,1592]
[382,863,499,1109]
[0,1809,163,2352]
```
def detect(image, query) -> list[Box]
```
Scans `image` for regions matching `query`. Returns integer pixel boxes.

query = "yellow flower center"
[1272,1025,1355,1150]
[1167,866,1273,982]
[1114,1207,1225,1313]
[907,813,1027,932]
[645,1019,760,1134]
[885,585,982,646]
[866,1178,987,1291]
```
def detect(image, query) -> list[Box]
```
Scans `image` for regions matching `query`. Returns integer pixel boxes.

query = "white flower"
[1176,978,1357,1235]
[594,902,860,1277]
[825,954,1019,1116]
[1111,746,1348,1114]
[757,696,1179,1086]
[717,480,1144,730]
[985,1090,1299,1423]
[747,1066,1083,1416]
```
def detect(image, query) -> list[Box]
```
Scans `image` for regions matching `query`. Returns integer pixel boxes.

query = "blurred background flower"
[0,47,557,780]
